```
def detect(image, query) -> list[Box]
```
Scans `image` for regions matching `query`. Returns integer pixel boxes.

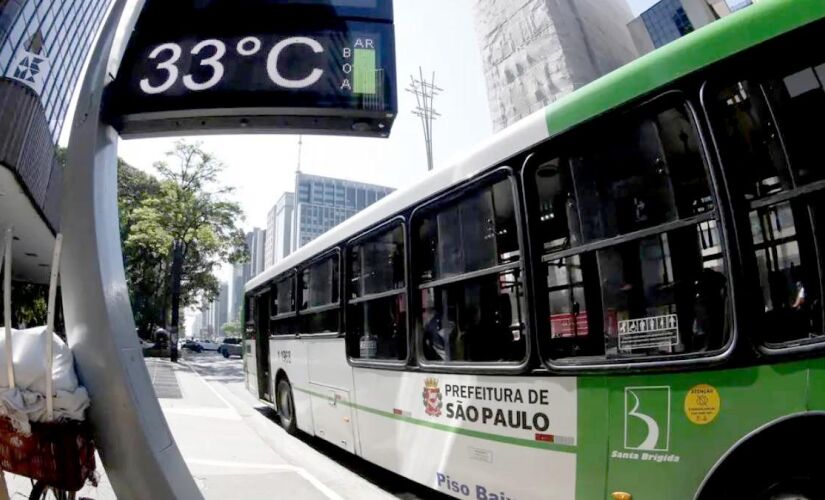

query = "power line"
[406,67,443,171]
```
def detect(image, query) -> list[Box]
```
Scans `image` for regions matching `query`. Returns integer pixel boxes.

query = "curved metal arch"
[62,1,202,498]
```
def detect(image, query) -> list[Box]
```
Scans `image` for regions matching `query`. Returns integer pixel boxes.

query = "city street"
[4,351,445,499]
[149,352,445,500]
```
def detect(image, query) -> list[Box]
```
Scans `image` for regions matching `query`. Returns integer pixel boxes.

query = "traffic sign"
[104,1,396,138]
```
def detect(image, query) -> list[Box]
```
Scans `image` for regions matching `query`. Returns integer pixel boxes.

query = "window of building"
[270,273,296,335]
[710,58,825,348]
[346,222,407,361]
[530,100,729,364]
[414,174,526,364]
[298,253,340,334]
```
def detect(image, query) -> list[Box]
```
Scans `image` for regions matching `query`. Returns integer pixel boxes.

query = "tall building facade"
[473,0,639,131]
[628,0,753,55]
[265,192,294,268]
[292,172,394,250]
[249,227,266,277]
[1,0,113,142]
[0,0,110,292]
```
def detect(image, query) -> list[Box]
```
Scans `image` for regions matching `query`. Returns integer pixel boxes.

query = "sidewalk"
[4,356,395,499]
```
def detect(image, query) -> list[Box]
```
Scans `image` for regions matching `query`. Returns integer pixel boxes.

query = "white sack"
[0,326,89,434]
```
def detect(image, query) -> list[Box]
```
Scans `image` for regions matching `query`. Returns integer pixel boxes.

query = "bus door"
[256,288,273,402]
[243,295,258,397]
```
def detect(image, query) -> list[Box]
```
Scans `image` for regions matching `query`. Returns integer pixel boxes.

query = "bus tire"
[276,377,297,435]
[697,415,825,500]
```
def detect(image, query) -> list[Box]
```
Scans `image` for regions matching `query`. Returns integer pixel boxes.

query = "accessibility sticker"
[684,384,720,425]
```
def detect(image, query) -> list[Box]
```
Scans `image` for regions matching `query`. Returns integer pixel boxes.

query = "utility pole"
[169,240,183,362]
[296,135,303,173]
[406,67,442,171]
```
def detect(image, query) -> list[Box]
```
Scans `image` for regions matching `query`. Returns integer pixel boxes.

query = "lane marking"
[181,361,344,500]
[185,459,344,500]
[182,360,237,411]
[161,407,241,421]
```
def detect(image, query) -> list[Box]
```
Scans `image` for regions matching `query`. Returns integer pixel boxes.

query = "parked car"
[196,339,220,351]
[217,337,243,358]
[181,339,202,352]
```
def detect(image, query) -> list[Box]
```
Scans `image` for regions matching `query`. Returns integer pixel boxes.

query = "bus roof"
[246,0,825,294]
[545,0,825,136]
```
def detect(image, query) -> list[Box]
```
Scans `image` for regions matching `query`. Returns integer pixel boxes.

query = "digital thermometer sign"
[104,1,396,138]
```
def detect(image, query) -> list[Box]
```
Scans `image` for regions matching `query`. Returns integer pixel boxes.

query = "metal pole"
[169,241,182,363]
[62,1,202,498]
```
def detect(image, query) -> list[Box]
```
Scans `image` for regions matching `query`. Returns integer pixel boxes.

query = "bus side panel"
[270,337,315,434]
[305,338,358,454]
[306,338,353,391]
[603,361,810,499]
[352,368,578,500]
[243,339,258,397]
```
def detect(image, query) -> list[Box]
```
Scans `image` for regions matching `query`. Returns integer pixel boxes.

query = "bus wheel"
[758,478,818,500]
[276,378,297,435]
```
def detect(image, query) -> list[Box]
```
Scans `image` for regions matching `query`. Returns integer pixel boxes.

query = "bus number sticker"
[684,384,720,425]
[618,314,679,352]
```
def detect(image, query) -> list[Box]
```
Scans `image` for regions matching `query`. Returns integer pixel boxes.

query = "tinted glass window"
[712,60,825,346]
[350,224,405,297]
[417,178,518,283]
[299,255,340,334]
[347,222,407,361]
[415,177,526,364]
[271,275,296,335]
[272,275,296,316]
[301,255,339,309]
[533,103,729,363]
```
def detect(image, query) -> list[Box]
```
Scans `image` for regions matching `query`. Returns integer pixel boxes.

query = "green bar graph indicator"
[353,48,376,95]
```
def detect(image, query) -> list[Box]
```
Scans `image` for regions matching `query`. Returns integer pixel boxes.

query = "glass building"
[293,172,395,250]
[640,0,696,49]
[629,0,753,55]
[0,0,112,143]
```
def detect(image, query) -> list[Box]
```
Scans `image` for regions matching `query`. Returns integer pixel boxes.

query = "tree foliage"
[119,141,247,336]
[221,322,241,336]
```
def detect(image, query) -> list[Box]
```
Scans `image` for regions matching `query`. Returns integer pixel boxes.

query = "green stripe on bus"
[294,385,577,453]
[543,0,825,136]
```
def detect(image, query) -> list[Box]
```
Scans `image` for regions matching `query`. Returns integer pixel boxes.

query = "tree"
[221,322,241,336]
[118,160,164,337]
[123,141,248,334]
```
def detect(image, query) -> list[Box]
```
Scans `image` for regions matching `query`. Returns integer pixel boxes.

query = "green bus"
[243,1,825,498]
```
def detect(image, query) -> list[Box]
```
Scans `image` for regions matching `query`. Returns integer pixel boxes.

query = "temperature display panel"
[105,3,396,137]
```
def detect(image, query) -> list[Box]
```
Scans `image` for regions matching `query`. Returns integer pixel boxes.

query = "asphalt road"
[178,350,451,500]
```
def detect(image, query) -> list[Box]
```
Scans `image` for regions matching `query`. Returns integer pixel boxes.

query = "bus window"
[299,253,340,334]
[271,274,297,335]
[415,176,526,364]
[346,222,407,361]
[711,60,825,347]
[532,103,729,363]
[244,295,256,340]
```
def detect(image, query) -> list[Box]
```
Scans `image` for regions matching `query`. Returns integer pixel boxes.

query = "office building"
[473,0,639,131]
[229,243,252,324]
[1,0,113,142]
[0,0,111,295]
[628,0,753,55]
[292,172,395,250]
[202,281,229,339]
[265,192,295,268]
[249,227,266,277]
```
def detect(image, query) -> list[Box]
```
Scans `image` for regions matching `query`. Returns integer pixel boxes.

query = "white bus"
[244,4,825,498]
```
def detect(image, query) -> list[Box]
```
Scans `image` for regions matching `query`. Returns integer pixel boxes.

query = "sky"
[88,0,493,330]
[627,0,660,16]
[114,0,491,232]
